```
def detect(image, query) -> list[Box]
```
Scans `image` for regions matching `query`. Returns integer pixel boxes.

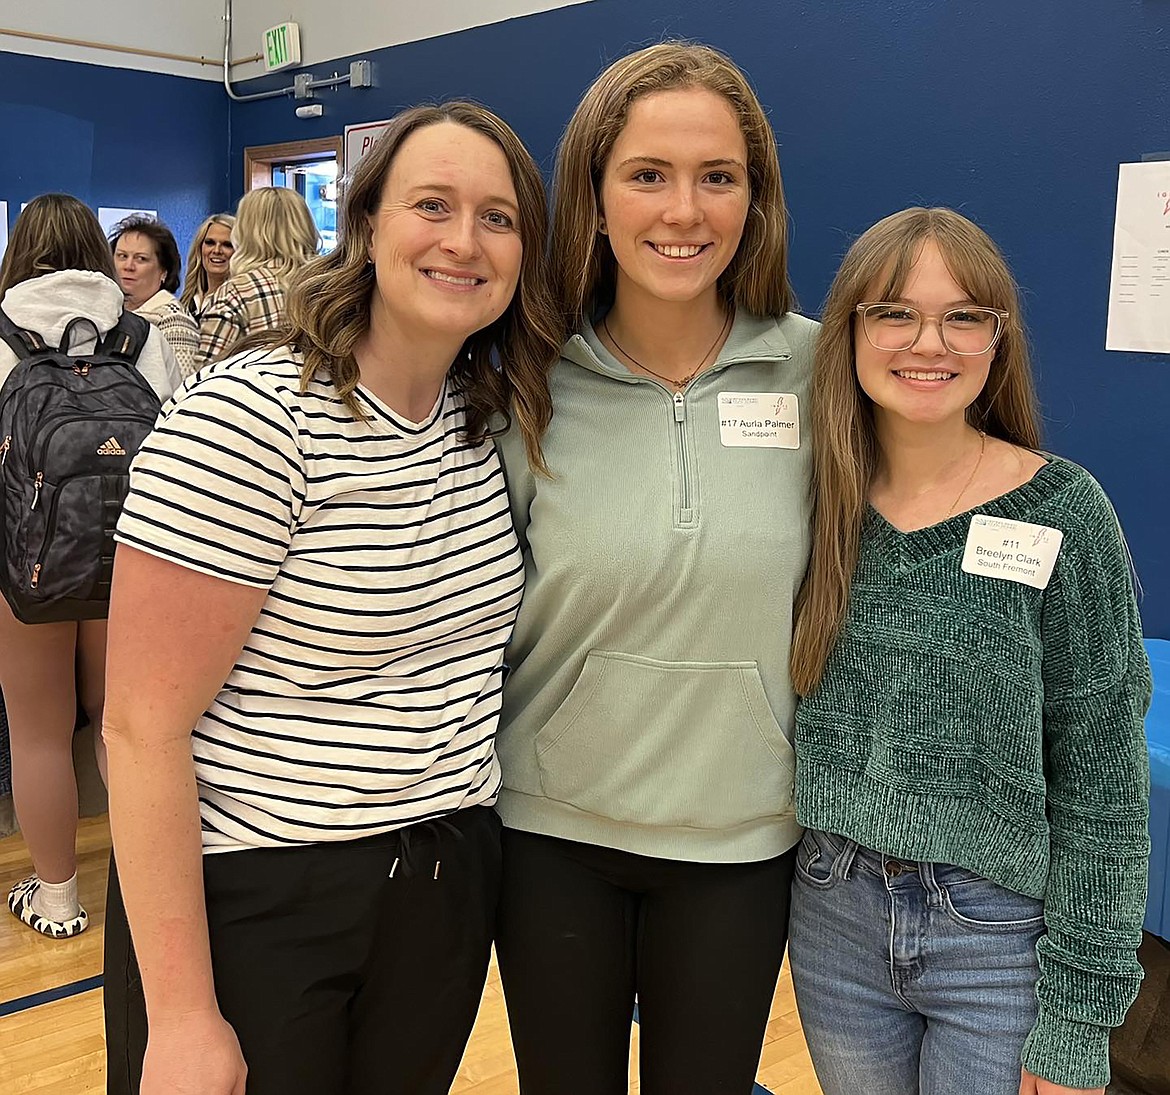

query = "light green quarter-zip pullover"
[496,309,817,863]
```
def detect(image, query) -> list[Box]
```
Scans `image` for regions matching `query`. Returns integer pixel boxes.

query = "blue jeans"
[788,829,1045,1095]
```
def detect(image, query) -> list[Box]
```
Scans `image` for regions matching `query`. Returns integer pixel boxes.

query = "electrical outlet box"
[350,60,373,88]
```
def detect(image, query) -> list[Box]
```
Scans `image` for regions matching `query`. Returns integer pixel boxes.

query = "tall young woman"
[0,194,181,939]
[788,207,1151,1095]
[195,188,318,366]
[101,102,559,1095]
[494,42,817,1094]
[179,213,235,318]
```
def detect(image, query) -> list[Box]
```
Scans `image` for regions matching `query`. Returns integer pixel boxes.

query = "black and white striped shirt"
[116,346,524,853]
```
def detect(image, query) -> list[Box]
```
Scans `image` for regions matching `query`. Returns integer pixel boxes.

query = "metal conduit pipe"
[222,0,371,104]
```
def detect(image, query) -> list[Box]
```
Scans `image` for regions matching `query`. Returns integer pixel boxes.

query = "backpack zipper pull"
[31,470,43,510]
[30,563,41,588]
[0,436,9,465]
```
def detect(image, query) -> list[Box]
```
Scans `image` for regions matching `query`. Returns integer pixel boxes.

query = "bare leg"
[0,599,80,883]
[78,619,109,787]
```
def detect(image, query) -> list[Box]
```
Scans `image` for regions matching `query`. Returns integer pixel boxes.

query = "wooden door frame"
[243,136,344,192]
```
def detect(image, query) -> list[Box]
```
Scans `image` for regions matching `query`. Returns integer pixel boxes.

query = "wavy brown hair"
[790,207,1042,696]
[552,41,794,327]
[0,194,117,298]
[179,213,235,312]
[241,102,559,471]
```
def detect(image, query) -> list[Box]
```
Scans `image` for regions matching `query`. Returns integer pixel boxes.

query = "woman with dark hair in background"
[494,42,817,1094]
[179,213,235,319]
[195,189,318,366]
[102,103,560,1095]
[0,194,180,940]
[787,207,1150,1095]
[110,214,200,377]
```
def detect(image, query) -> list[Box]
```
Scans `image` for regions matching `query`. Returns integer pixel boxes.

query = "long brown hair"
[551,41,794,327]
[790,207,1041,696]
[240,102,559,472]
[179,213,235,311]
[0,194,118,299]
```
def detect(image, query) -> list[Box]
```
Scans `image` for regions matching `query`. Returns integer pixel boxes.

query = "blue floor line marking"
[631,1003,773,1094]
[0,973,103,1018]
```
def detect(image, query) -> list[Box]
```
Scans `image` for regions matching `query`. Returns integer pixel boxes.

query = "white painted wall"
[0,0,223,79]
[0,0,593,80]
[230,1,593,71]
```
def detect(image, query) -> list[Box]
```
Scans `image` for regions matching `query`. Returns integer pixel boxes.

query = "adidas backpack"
[0,308,161,623]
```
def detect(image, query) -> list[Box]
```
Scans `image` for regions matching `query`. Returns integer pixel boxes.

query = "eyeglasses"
[855,302,1009,356]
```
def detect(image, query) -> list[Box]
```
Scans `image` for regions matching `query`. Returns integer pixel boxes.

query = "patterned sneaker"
[7,876,88,938]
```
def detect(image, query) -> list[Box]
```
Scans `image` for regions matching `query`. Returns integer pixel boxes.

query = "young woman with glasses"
[787,206,1151,1095]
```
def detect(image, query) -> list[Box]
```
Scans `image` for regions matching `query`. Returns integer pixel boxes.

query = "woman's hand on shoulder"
[1018,1068,1104,1095]
[140,1007,247,1095]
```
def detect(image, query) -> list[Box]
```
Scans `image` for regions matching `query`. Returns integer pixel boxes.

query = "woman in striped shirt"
[102,102,560,1095]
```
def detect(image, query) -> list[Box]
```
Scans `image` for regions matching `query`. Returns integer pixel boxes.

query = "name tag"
[961,515,1063,589]
[717,392,800,448]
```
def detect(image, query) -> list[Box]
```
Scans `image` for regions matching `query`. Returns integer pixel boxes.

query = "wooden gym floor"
[0,816,823,1094]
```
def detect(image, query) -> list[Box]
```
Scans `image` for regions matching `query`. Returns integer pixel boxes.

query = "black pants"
[105,805,501,1095]
[495,827,796,1095]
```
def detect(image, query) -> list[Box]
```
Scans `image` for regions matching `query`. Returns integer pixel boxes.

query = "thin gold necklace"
[944,430,987,519]
[602,310,732,390]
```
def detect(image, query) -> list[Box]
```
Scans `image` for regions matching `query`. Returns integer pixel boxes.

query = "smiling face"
[598,86,750,311]
[855,239,997,431]
[113,232,165,310]
[200,222,234,289]
[364,121,523,358]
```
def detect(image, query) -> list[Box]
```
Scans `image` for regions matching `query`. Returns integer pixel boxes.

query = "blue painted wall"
[0,49,230,277]
[227,0,1170,636]
[4,0,1167,633]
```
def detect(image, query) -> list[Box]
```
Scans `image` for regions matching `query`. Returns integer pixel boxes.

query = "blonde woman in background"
[179,213,235,318]
[196,189,318,365]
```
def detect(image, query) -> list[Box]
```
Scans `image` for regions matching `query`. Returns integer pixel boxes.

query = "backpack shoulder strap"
[0,307,49,360]
[99,310,150,364]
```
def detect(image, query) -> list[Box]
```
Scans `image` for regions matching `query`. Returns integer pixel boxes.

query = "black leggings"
[105,806,501,1095]
[496,827,796,1095]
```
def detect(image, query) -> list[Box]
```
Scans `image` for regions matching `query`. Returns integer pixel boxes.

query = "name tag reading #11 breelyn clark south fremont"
[961,515,1063,590]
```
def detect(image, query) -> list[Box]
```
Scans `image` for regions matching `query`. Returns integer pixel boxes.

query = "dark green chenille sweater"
[795,456,1152,1089]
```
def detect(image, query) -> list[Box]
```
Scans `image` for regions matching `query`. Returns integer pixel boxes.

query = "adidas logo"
[96,437,127,456]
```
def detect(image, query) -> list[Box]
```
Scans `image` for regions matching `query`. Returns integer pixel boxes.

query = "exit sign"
[263,22,301,72]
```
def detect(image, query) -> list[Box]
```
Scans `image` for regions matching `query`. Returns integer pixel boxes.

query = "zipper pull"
[31,470,43,510]
[30,563,41,588]
[0,436,9,465]
[673,392,686,422]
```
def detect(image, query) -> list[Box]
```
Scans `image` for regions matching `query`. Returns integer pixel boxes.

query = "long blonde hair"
[0,194,117,299]
[552,41,794,326]
[238,102,560,472]
[790,207,1041,696]
[229,188,319,287]
[179,213,235,311]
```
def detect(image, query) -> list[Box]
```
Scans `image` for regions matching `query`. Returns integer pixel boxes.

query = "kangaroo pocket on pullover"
[533,650,795,830]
